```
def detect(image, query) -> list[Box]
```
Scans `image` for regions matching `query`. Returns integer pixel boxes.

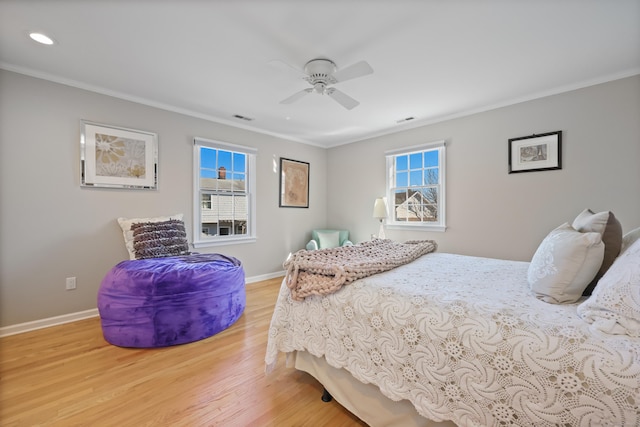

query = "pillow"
[572,209,622,295]
[131,219,189,259]
[306,239,319,251]
[317,231,340,249]
[528,223,604,304]
[117,214,184,259]
[577,237,640,337]
[621,226,640,255]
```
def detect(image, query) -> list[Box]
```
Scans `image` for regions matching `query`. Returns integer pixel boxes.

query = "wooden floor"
[0,277,367,427]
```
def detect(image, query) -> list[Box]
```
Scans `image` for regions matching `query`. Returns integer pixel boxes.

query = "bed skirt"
[293,351,457,427]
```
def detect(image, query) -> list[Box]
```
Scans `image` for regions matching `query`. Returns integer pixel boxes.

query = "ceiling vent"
[396,116,415,124]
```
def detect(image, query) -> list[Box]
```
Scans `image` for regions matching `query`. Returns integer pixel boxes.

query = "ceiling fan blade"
[332,61,374,83]
[327,88,360,110]
[280,88,312,104]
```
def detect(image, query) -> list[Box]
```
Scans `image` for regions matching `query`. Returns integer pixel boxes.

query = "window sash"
[193,137,257,247]
[386,141,446,231]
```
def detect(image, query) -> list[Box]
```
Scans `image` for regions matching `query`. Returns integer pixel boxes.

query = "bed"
[265,225,640,426]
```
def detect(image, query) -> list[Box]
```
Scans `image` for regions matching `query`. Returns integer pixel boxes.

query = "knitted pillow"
[117,213,184,259]
[131,219,189,260]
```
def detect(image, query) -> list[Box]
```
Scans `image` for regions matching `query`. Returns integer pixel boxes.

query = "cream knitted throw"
[284,239,437,301]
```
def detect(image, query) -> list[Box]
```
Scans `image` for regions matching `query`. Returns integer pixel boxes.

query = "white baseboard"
[0,272,286,338]
[246,270,285,283]
[0,309,99,338]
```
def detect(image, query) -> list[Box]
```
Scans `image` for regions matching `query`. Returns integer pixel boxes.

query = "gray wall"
[0,70,328,327]
[2,70,639,328]
[328,75,640,261]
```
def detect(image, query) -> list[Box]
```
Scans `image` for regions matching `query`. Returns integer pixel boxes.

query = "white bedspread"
[265,253,640,426]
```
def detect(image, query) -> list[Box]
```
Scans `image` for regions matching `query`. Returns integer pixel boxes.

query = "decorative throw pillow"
[117,213,184,260]
[317,231,340,249]
[528,223,604,304]
[131,219,189,259]
[572,209,622,295]
[621,226,640,256]
[577,237,640,337]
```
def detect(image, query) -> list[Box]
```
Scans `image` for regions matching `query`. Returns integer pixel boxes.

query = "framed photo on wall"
[81,120,158,189]
[279,157,309,208]
[508,131,562,174]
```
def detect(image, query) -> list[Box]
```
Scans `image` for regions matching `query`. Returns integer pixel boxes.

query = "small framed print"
[279,158,309,208]
[81,120,158,189]
[508,131,562,174]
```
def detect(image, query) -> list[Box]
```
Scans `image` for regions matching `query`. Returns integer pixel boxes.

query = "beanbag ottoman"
[98,253,245,348]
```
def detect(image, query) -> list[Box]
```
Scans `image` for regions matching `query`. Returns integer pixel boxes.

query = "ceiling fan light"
[29,32,55,45]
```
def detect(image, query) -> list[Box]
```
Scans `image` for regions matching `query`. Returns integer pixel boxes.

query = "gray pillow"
[117,213,184,259]
[572,209,622,295]
[131,219,189,259]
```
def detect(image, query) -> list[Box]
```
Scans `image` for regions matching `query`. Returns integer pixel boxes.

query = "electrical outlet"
[65,277,77,290]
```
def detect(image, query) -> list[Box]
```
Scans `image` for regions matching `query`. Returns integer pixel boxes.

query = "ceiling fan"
[274,58,374,110]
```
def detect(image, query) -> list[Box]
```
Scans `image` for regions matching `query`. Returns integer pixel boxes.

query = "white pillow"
[577,237,640,337]
[117,213,184,260]
[528,223,604,304]
[317,231,340,249]
[621,226,640,255]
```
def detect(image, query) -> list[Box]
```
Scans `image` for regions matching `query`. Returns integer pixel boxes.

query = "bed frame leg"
[321,387,333,402]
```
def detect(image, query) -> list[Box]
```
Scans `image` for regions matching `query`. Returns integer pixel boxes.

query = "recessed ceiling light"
[29,32,55,45]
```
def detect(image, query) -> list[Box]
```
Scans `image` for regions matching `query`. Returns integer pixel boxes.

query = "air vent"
[396,116,415,124]
[233,114,254,121]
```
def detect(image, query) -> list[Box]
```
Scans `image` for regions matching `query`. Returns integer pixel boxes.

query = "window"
[193,137,257,247]
[386,141,446,231]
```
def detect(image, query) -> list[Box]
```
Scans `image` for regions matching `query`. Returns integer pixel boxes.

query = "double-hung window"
[386,141,446,232]
[193,137,257,247]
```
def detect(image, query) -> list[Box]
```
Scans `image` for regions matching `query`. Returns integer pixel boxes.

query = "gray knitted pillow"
[131,219,189,259]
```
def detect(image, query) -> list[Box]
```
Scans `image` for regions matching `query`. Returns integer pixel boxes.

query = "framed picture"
[508,131,562,174]
[279,158,309,208]
[81,120,158,189]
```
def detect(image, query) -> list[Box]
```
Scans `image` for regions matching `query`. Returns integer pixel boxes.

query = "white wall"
[0,70,328,327]
[327,75,640,261]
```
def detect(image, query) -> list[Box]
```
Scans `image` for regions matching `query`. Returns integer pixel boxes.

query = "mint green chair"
[306,229,353,250]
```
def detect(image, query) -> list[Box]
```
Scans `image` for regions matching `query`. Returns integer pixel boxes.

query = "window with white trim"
[386,141,446,231]
[193,137,257,247]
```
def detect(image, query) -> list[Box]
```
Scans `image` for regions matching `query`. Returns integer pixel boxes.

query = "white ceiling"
[1,1,639,148]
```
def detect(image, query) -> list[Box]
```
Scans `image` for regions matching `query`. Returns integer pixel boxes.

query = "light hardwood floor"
[0,277,367,426]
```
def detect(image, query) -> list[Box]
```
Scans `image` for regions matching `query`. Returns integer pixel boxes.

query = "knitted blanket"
[284,239,437,300]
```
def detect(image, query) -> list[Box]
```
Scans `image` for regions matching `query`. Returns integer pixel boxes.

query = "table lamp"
[372,197,388,239]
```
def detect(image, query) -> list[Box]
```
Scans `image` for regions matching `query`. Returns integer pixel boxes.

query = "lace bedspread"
[265,253,640,426]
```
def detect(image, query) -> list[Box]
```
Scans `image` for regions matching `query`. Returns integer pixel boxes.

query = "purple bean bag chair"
[98,254,245,348]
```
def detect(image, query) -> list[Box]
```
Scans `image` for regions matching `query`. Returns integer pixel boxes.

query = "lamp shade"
[372,198,387,219]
